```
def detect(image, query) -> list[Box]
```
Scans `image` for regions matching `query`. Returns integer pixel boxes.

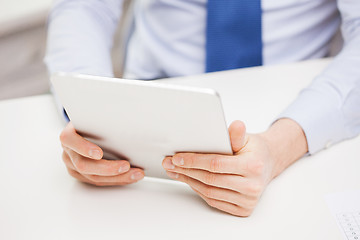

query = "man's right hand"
[60,122,144,186]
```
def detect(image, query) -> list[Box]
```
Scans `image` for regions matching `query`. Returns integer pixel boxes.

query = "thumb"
[228,120,246,153]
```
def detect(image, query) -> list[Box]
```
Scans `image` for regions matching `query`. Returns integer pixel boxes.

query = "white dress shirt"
[45,0,360,154]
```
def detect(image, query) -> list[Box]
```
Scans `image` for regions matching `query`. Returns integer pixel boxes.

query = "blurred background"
[0,0,131,100]
[0,0,52,100]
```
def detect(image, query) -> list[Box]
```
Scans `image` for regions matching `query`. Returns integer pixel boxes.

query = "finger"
[169,171,257,209]
[67,168,97,185]
[192,187,253,217]
[168,153,248,175]
[60,122,103,160]
[164,160,262,197]
[229,120,247,153]
[66,148,130,176]
[164,159,259,195]
[85,168,145,185]
[67,168,137,187]
[62,150,76,171]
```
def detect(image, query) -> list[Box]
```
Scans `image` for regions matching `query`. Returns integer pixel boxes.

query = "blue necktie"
[206,0,263,72]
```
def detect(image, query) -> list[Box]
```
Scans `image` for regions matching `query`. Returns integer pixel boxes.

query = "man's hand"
[60,122,144,186]
[162,119,308,217]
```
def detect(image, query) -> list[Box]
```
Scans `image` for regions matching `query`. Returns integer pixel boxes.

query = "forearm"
[277,0,360,154]
[260,118,308,179]
[45,0,123,76]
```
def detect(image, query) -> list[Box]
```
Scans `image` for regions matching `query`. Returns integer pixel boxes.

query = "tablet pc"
[51,73,232,179]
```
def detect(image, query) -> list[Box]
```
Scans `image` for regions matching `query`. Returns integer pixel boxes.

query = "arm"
[162,1,360,217]
[46,1,145,185]
[46,0,124,119]
[45,0,123,77]
[278,0,360,154]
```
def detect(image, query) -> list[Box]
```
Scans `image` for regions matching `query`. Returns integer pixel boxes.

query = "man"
[45,0,360,216]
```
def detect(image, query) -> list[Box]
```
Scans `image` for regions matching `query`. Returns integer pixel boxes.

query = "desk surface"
[1,59,359,240]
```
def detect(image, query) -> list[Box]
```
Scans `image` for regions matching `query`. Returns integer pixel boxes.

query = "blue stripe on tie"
[206,0,263,73]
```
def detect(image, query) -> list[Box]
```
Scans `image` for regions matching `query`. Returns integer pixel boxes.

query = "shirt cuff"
[277,84,346,154]
[63,108,70,122]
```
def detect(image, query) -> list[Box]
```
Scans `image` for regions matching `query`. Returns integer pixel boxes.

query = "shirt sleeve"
[44,0,123,121]
[44,0,123,77]
[278,0,360,154]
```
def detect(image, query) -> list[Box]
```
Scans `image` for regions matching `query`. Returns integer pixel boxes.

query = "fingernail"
[163,158,175,169]
[118,164,129,173]
[89,149,102,159]
[166,171,179,179]
[131,171,143,181]
[172,156,184,166]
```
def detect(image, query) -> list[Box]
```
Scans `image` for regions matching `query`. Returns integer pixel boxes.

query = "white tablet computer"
[51,73,232,179]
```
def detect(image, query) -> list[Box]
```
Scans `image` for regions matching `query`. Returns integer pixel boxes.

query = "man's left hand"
[162,119,308,217]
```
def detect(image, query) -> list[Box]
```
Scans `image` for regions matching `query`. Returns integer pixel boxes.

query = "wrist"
[260,118,308,179]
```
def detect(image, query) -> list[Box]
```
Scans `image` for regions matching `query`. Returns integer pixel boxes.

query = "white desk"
[1,59,359,239]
